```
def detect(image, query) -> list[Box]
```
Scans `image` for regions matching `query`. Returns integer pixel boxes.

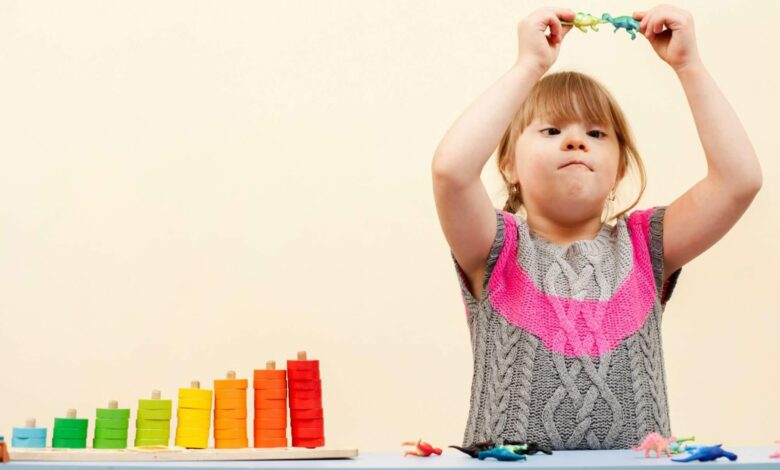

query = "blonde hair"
[497,71,646,224]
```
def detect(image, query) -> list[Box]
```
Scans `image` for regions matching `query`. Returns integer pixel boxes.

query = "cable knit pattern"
[452,206,681,449]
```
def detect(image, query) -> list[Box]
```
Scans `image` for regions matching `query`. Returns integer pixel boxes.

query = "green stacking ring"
[93,438,127,449]
[138,399,172,411]
[52,438,87,449]
[96,408,130,420]
[53,417,88,429]
[94,428,128,440]
[134,437,168,447]
[134,428,169,440]
[137,409,171,420]
[95,418,129,430]
[136,419,170,430]
[53,427,87,439]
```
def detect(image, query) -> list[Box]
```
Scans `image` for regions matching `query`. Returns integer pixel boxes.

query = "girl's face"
[511,114,622,223]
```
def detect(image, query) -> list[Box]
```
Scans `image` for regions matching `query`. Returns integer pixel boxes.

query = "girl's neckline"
[524,218,614,251]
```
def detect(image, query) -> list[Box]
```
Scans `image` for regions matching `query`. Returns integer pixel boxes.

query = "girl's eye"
[541,128,561,135]
[587,130,607,138]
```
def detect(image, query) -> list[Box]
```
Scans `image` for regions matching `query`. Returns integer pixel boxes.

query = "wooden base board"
[9,446,358,462]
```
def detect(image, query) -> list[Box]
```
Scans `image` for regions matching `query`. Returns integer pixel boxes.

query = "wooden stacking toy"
[12,418,47,448]
[93,400,130,449]
[214,370,249,449]
[288,351,324,448]
[175,380,213,449]
[253,360,288,448]
[135,390,172,447]
[52,409,88,449]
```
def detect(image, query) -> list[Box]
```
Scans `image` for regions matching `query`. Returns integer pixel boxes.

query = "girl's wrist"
[513,59,547,81]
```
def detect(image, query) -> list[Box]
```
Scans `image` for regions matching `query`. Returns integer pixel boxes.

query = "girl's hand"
[515,8,575,76]
[634,5,702,73]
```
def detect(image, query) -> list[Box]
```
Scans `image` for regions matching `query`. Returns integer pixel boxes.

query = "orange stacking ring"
[215,428,247,439]
[255,389,287,400]
[216,438,249,449]
[215,418,245,430]
[254,417,287,430]
[215,408,247,419]
[287,352,324,449]
[254,437,287,448]
[253,370,286,381]
[255,428,286,439]
[212,371,249,450]
[254,361,288,448]
[215,389,247,400]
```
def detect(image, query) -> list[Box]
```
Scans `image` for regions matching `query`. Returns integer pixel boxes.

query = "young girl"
[432,6,761,450]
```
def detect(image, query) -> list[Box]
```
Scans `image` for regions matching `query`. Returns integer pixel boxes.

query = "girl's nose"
[562,136,588,151]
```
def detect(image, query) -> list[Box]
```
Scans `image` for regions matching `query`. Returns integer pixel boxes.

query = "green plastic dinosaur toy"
[601,13,642,40]
[560,12,605,32]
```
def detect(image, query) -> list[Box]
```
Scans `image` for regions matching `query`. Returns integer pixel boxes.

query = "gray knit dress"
[452,206,682,450]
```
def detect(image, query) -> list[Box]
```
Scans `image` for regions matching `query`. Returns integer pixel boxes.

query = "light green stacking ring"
[95,418,129,430]
[53,417,88,429]
[96,408,130,420]
[134,437,168,447]
[138,399,172,411]
[93,438,127,449]
[52,438,87,449]
[94,428,128,440]
[135,428,170,440]
[53,427,87,439]
[136,418,170,430]
[137,408,171,420]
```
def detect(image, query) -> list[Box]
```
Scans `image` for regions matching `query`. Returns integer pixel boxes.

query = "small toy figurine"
[601,14,642,40]
[402,439,442,457]
[0,436,10,463]
[451,440,553,457]
[478,445,528,462]
[672,444,738,463]
[770,440,780,459]
[560,12,605,32]
[633,432,675,458]
[669,436,696,455]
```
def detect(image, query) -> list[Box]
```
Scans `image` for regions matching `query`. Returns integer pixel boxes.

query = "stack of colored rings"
[52,409,88,449]
[93,401,130,449]
[11,419,47,448]
[175,381,212,449]
[253,361,288,448]
[288,351,324,448]
[135,390,172,447]
[214,371,249,448]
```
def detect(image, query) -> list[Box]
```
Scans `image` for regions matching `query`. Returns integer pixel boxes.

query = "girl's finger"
[633,11,646,21]
[546,12,563,43]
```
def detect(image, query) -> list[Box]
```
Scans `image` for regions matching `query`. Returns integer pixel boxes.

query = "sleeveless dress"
[451,206,682,450]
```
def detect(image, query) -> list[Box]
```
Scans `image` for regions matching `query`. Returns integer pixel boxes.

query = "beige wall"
[1,0,777,451]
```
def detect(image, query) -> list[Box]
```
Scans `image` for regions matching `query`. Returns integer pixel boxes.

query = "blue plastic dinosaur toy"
[672,444,738,463]
[601,14,641,40]
[478,445,528,462]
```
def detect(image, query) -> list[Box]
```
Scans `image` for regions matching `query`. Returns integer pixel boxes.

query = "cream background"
[1,0,778,451]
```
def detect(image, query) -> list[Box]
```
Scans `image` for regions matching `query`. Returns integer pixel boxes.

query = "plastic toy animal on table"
[401,439,442,457]
[478,445,528,462]
[769,441,780,459]
[450,440,553,457]
[560,12,605,32]
[633,432,675,458]
[601,14,642,40]
[672,444,738,463]
[669,436,696,455]
[0,436,10,463]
